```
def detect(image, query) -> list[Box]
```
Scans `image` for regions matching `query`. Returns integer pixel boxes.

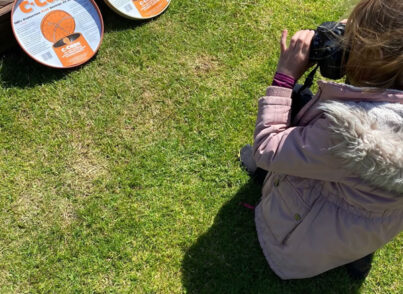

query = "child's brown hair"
[344,0,403,90]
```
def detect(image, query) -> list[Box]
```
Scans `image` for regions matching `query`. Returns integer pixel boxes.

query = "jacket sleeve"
[253,86,347,182]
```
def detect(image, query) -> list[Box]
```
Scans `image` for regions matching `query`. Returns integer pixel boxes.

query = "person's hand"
[276,29,315,80]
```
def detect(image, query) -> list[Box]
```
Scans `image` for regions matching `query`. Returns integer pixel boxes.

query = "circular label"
[11,0,104,68]
[41,10,76,43]
[105,0,171,20]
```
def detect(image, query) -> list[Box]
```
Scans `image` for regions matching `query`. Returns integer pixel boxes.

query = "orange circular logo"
[41,10,75,43]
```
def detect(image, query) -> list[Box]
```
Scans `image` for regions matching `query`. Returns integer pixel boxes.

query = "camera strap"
[297,64,319,94]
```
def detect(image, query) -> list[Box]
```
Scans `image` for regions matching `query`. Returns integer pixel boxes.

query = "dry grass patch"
[193,55,220,76]
[66,134,108,196]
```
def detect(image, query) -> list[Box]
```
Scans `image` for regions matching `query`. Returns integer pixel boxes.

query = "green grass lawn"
[0,0,401,292]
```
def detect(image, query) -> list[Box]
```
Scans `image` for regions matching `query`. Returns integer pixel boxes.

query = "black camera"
[309,21,347,80]
[291,22,347,119]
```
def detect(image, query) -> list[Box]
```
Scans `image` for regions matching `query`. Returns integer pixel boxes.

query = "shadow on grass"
[182,179,364,294]
[0,46,73,88]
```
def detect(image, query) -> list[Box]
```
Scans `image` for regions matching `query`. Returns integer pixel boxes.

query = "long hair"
[343,0,403,90]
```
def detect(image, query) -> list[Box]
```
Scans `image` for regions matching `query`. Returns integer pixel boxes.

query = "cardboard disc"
[11,0,104,68]
[105,0,171,20]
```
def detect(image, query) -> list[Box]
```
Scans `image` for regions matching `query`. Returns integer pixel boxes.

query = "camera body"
[309,21,347,80]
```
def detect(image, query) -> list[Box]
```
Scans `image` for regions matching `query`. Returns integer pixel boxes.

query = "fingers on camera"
[289,30,315,49]
[280,29,288,52]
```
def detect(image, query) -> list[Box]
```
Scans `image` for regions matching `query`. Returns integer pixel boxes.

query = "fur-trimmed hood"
[320,100,403,195]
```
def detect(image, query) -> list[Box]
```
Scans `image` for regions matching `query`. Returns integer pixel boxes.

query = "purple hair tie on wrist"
[272,72,296,89]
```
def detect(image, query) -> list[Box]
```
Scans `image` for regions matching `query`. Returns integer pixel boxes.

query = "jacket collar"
[294,81,403,125]
[317,81,403,104]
